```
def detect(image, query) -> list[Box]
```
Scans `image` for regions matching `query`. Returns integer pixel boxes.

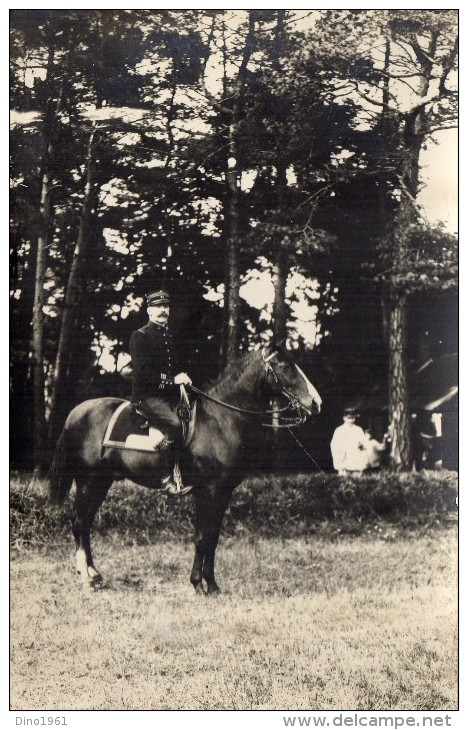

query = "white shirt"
[330,421,368,473]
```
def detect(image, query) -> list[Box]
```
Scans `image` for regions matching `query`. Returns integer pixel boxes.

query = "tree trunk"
[48,126,97,447]
[32,41,63,473]
[386,292,412,469]
[385,141,423,470]
[223,120,242,366]
[271,245,288,433]
[271,157,288,437]
[380,27,431,471]
[272,245,288,347]
[32,168,51,473]
[221,12,256,367]
[271,14,288,351]
[385,196,416,470]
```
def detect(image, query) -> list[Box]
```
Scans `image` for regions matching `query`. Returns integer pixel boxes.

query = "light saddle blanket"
[102,401,196,452]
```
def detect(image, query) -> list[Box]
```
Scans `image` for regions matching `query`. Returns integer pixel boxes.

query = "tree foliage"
[10,10,457,470]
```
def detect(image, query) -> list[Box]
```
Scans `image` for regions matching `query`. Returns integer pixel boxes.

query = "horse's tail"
[48,430,73,505]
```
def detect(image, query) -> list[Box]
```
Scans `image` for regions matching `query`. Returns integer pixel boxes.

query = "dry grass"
[10,529,457,711]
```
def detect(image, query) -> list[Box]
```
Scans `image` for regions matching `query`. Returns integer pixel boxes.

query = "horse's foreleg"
[73,474,112,588]
[190,485,232,595]
[190,488,207,594]
[190,536,205,595]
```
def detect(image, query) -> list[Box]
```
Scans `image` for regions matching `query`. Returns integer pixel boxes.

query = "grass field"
[10,471,458,710]
[11,526,457,710]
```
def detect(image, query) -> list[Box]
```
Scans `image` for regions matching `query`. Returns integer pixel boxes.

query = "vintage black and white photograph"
[10,7,458,714]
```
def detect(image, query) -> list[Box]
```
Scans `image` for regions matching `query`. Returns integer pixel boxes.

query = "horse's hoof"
[194,583,206,595]
[79,572,103,591]
[80,579,96,592]
[87,565,102,580]
[206,583,221,595]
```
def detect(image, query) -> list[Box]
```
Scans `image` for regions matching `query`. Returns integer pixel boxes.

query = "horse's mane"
[207,349,263,401]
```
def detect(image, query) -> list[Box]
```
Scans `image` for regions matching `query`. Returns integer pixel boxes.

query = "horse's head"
[261,346,322,417]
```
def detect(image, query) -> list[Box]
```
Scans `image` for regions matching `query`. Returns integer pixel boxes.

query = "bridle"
[187,349,309,428]
[261,349,307,426]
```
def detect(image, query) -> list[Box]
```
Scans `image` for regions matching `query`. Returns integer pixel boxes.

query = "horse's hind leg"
[73,473,112,588]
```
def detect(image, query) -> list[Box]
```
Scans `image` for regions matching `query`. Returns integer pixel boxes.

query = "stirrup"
[160,462,193,496]
[160,475,193,497]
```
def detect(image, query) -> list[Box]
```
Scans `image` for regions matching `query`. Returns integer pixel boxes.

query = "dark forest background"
[9,10,458,473]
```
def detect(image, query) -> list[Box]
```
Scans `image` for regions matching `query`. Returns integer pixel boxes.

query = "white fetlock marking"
[76,548,89,578]
[87,566,100,579]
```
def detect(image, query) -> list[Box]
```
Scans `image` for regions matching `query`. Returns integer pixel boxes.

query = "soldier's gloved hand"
[174,372,192,386]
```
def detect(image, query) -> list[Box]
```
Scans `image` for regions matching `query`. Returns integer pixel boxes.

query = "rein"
[188,384,295,418]
[187,350,308,428]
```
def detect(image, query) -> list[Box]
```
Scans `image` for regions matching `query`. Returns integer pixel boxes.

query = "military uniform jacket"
[129,321,180,402]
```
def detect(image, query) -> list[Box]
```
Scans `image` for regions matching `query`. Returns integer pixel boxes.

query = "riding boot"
[133,400,191,495]
[134,399,181,445]
[159,443,193,497]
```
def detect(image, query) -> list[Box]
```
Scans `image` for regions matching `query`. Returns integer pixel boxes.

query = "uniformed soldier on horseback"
[129,289,193,496]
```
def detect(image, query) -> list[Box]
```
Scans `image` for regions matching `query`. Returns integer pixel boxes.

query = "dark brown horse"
[49,346,322,593]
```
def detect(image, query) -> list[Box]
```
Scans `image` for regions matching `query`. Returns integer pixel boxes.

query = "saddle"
[102,394,196,453]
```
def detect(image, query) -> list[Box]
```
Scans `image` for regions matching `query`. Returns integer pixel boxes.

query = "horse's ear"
[261,338,286,363]
[263,337,285,353]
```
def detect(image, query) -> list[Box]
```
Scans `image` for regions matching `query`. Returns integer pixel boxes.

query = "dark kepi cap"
[147,290,170,306]
[344,407,359,417]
